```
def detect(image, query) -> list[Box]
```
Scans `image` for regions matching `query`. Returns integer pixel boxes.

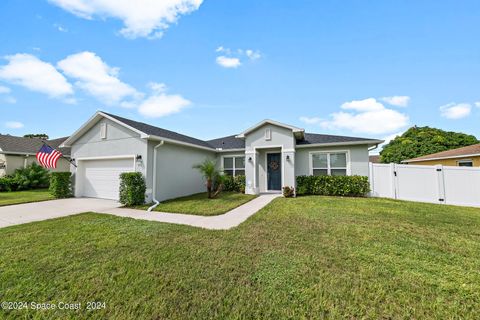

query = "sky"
[0,0,479,150]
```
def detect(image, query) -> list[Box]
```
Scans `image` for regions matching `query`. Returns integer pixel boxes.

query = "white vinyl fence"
[369,163,480,208]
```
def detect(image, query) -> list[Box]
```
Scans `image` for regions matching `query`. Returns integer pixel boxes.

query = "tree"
[380,126,479,163]
[24,133,49,140]
[193,159,225,198]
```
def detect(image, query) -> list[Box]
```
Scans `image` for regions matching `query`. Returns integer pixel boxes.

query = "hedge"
[119,172,146,206]
[223,175,246,193]
[0,176,18,192]
[296,175,370,197]
[49,172,72,198]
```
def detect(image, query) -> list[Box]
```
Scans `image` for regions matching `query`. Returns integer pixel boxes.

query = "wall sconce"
[248,156,252,162]
[136,155,142,160]
[286,155,290,161]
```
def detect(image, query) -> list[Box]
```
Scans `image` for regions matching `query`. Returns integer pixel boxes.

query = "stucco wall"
[406,156,480,167]
[245,124,295,152]
[153,142,216,202]
[295,144,370,177]
[0,154,70,176]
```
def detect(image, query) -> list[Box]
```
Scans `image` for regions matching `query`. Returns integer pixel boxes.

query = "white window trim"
[221,154,246,176]
[309,150,351,176]
[457,159,473,167]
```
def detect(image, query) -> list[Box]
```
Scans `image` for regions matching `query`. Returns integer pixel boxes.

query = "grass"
[0,189,54,206]
[139,191,257,216]
[1,196,480,319]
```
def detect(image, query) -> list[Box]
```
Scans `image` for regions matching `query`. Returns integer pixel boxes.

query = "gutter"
[147,140,165,212]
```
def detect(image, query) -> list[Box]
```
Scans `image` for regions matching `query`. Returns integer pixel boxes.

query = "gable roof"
[297,133,381,147]
[236,119,305,139]
[403,143,480,163]
[0,135,70,156]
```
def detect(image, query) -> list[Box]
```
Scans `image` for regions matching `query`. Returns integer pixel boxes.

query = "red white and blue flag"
[36,144,62,169]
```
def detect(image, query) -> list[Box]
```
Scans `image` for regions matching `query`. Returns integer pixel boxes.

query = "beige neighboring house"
[0,135,71,177]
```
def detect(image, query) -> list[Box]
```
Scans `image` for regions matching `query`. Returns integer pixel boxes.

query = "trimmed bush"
[296,175,370,197]
[0,176,18,192]
[119,172,146,206]
[49,172,72,198]
[223,175,246,193]
[282,186,295,198]
[12,163,50,190]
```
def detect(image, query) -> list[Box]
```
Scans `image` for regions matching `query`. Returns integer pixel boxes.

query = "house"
[403,143,480,167]
[369,155,381,163]
[61,111,383,201]
[0,135,71,177]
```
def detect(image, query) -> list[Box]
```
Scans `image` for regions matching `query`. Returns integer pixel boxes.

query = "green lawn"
[1,196,480,319]
[0,189,54,207]
[139,191,257,215]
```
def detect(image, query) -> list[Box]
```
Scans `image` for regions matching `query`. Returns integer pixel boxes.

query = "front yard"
[139,191,257,215]
[0,189,54,207]
[1,196,479,319]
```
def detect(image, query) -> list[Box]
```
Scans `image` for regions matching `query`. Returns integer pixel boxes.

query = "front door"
[267,153,282,191]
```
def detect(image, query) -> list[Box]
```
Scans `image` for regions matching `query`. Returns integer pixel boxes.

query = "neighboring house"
[369,155,380,163]
[61,111,383,201]
[403,143,480,167]
[0,135,71,177]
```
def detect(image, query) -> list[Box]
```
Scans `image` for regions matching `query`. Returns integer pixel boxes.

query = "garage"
[79,158,134,200]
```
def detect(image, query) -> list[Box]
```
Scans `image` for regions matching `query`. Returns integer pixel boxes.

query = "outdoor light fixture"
[248,156,252,161]
[286,155,290,161]
[136,155,142,160]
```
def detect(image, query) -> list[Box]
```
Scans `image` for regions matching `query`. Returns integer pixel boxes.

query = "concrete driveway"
[0,198,120,229]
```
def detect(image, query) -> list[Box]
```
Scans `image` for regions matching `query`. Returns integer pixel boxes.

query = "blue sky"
[0,0,479,147]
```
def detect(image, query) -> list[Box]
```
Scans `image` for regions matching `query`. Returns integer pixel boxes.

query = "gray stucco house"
[61,111,383,202]
[0,135,70,177]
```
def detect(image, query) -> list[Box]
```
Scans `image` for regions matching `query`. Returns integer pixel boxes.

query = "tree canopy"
[380,126,478,163]
[23,134,49,140]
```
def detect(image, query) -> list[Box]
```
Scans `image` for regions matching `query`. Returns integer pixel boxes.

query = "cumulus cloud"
[5,121,24,129]
[439,103,471,119]
[138,82,191,118]
[475,101,480,108]
[0,85,11,94]
[320,98,409,135]
[216,56,241,69]
[299,116,322,125]
[48,0,203,39]
[0,53,73,99]
[381,95,410,107]
[58,51,141,105]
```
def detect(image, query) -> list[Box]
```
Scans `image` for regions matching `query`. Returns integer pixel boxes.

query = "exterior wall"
[153,142,215,202]
[70,118,149,199]
[407,156,480,167]
[0,153,5,177]
[295,144,370,177]
[0,154,70,176]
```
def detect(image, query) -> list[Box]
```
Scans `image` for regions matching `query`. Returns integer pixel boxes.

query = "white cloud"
[58,51,141,105]
[216,56,241,69]
[381,95,410,107]
[439,103,471,119]
[245,49,261,61]
[138,82,190,118]
[320,98,409,135]
[475,101,480,108]
[54,23,68,32]
[5,121,24,129]
[0,85,11,94]
[48,0,203,39]
[299,116,322,125]
[0,53,73,98]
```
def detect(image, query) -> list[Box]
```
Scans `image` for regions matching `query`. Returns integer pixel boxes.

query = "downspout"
[147,140,165,212]
[368,144,379,152]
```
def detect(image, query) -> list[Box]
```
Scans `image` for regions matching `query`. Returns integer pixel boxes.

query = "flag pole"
[41,140,77,168]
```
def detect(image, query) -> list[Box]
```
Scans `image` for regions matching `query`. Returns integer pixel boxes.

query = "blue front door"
[267,153,282,191]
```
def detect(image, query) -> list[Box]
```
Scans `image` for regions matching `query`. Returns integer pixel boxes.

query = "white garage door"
[81,158,134,200]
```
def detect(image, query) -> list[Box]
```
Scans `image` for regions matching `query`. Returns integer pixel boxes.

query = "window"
[311,152,348,176]
[458,160,473,167]
[223,156,245,176]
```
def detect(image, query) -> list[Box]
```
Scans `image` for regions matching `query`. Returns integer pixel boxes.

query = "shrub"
[296,175,370,197]
[12,163,50,190]
[49,172,72,198]
[119,172,146,206]
[282,186,295,197]
[223,175,246,193]
[0,176,18,192]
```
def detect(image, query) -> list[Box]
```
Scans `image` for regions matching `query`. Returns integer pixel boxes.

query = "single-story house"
[60,111,383,201]
[403,143,480,167]
[0,135,71,177]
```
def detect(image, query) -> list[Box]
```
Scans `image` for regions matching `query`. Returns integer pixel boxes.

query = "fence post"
[369,162,374,196]
[435,164,446,204]
[390,163,397,199]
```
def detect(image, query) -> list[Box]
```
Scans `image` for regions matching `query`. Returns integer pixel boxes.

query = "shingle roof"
[207,135,245,149]
[104,112,213,149]
[0,135,71,156]
[297,133,379,145]
[405,143,480,162]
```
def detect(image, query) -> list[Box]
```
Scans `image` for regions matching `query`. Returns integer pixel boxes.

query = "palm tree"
[193,159,225,198]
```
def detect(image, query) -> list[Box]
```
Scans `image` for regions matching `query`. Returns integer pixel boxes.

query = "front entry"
[267,153,282,191]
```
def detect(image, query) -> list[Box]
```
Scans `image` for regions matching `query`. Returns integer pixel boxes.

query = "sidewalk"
[99,193,281,230]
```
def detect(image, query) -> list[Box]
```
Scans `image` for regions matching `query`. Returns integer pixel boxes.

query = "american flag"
[36,144,62,169]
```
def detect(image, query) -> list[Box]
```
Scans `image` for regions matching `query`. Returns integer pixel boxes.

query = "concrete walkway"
[0,198,120,228]
[99,193,282,230]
